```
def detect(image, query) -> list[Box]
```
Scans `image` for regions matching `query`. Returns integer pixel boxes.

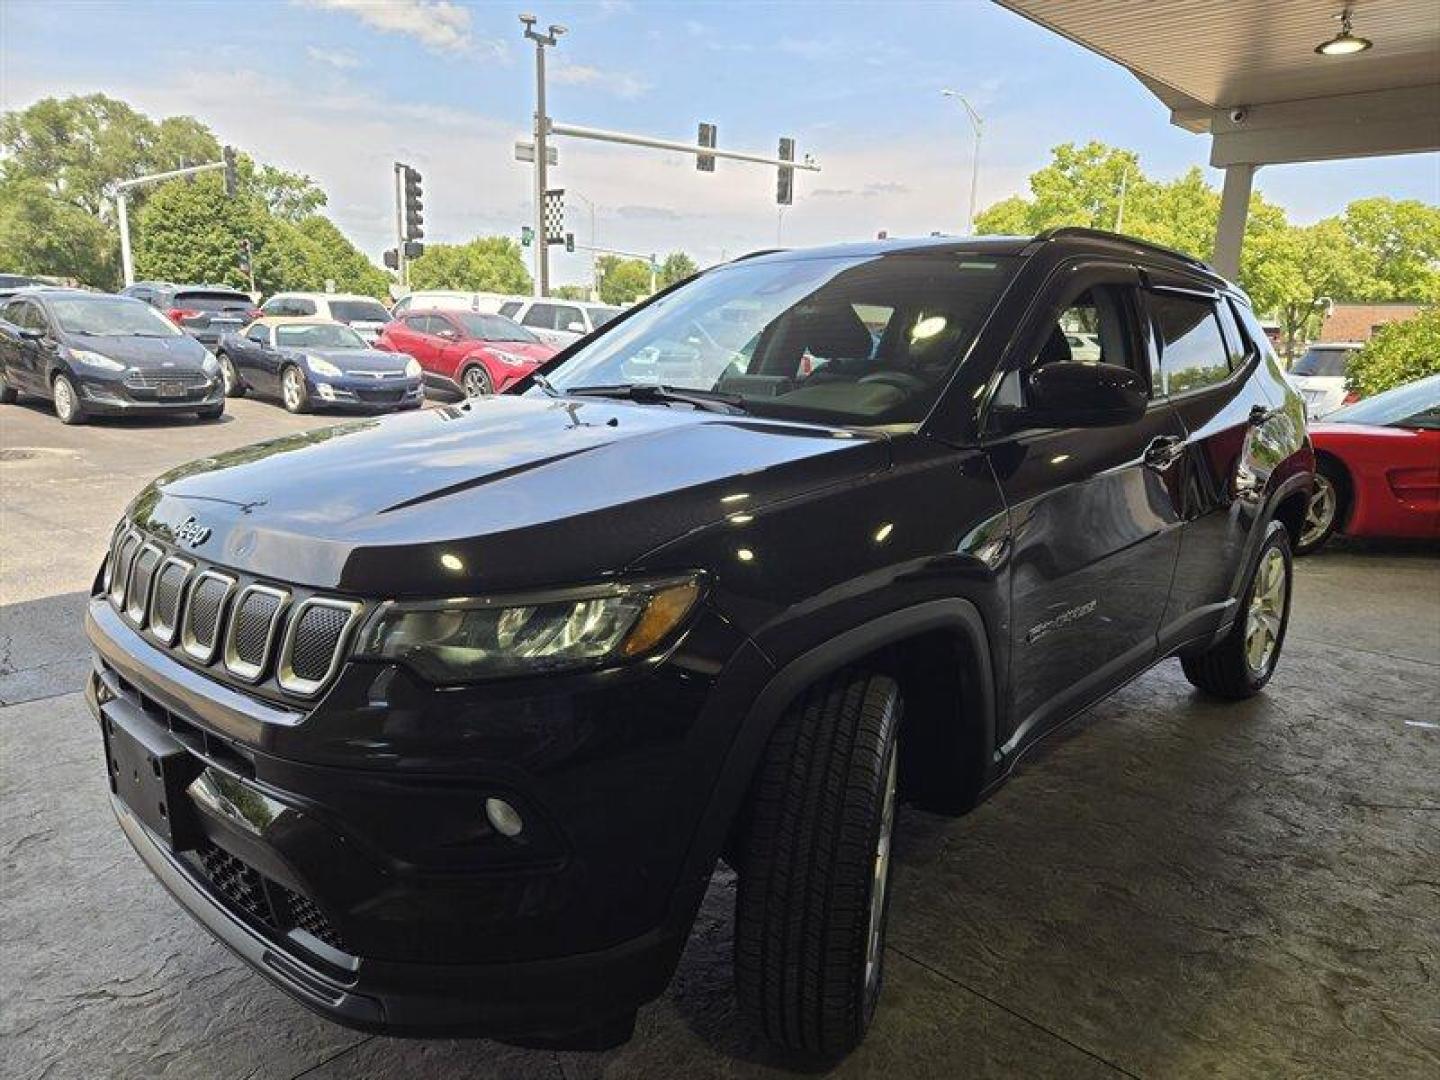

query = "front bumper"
[79,375,223,414]
[307,375,423,411]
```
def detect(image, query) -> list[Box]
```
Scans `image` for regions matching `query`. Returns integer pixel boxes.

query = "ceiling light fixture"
[1315,8,1372,56]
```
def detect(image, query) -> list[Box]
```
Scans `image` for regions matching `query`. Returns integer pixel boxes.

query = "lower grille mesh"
[280,888,349,951]
[194,839,349,954]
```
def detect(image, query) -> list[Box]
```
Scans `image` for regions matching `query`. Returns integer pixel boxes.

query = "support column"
[1213,163,1256,281]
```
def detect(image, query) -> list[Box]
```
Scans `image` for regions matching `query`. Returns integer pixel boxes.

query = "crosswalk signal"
[697,122,717,172]
[776,137,795,206]
[383,249,399,270]
[565,232,575,253]
[403,166,424,240]
[223,145,238,198]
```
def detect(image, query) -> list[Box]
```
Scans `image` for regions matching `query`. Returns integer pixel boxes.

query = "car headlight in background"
[306,354,342,377]
[489,349,531,368]
[69,348,127,372]
[404,357,422,379]
[357,575,703,681]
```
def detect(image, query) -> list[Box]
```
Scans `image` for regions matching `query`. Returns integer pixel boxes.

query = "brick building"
[1317,302,1425,344]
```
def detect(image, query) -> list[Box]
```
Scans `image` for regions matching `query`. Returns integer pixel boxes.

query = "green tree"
[657,251,698,289]
[597,255,652,304]
[249,162,327,223]
[551,284,591,301]
[1339,198,1440,302]
[0,175,118,286]
[1346,308,1440,396]
[294,216,388,298]
[407,237,531,294]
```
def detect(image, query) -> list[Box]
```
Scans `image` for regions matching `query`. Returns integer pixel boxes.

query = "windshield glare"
[1291,346,1353,377]
[51,297,182,337]
[276,323,366,349]
[1328,374,1440,430]
[543,253,1017,426]
[453,313,538,343]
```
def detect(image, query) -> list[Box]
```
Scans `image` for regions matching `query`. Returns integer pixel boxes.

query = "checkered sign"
[544,188,566,244]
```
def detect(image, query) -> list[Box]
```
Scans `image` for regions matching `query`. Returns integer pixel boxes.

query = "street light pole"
[116,193,134,286]
[522,14,565,298]
[941,90,984,234]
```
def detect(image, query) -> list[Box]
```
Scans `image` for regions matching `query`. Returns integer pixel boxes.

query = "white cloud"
[305,44,360,69]
[550,60,650,100]
[298,0,501,57]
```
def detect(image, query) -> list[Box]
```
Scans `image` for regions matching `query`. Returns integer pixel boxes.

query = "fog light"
[485,796,524,837]
[317,383,336,401]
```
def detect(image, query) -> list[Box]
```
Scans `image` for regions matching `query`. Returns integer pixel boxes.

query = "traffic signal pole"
[393,162,407,288]
[522,16,563,298]
[112,152,235,285]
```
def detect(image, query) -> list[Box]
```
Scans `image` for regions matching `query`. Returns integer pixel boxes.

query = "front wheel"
[0,368,17,404]
[461,364,493,398]
[281,366,311,414]
[52,374,86,425]
[1181,528,1292,699]
[218,352,244,398]
[734,670,903,1059]
[1296,461,1346,555]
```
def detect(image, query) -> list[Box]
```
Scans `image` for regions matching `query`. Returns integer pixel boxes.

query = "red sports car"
[1299,373,1440,553]
[376,309,556,398]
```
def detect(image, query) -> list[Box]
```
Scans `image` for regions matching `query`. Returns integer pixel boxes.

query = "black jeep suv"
[86,229,1313,1058]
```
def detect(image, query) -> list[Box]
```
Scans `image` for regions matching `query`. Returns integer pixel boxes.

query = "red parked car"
[1299,373,1440,553]
[376,309,556,398]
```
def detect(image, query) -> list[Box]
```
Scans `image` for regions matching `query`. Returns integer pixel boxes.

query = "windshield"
[542,253,1017,426]
[1327,374,1440,430]
[276,323,367,349]
[452,313,538,343]
[50,297,182,337]
[330,299,391,323]
[1291,346,1354,377]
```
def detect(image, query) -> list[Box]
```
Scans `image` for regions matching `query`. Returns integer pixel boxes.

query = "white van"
[259,292,393,342]
[496,298,624,347]
[390,291,512,317]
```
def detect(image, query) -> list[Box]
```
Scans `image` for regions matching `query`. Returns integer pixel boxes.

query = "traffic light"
[776,137,795,206]
[238,239,252,273]
[403,166,424,240]
[521,226,534,247]
[565,232,575,253]
[383,249,399,270]
[223,146,237,198]
[403,240,424,259]
[697,122,716,172]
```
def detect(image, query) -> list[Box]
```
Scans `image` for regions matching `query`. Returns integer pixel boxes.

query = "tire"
[1296,459,1347,555]
[0,368,17,404]
[52,373,86,425]
[734,669,903,1059]
[461,364,493,398]
[281,365,311,414]
[1181,528,1292,699]
[195,403,224,421]
[217,351,244,398]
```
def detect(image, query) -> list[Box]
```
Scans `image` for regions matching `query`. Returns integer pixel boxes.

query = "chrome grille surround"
[146,555,194,645]
[180,569,237,664]
[124,543,164,626]
[223,584,290,683]
[276,598,364,697]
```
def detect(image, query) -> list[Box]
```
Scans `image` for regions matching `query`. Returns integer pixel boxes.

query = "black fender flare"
[662,597,996,936]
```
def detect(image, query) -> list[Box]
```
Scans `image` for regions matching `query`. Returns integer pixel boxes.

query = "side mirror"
[566,320,586,333]
[1003,362,1147,430]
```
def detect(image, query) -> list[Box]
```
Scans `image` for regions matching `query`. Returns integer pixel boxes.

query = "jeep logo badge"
[173,516,212,548]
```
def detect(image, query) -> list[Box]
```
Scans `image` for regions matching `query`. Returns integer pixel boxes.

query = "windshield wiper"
[565,383,747,414]
[531,373,561,397]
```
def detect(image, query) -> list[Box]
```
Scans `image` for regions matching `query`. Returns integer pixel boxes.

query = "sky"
[2,0,1436,290]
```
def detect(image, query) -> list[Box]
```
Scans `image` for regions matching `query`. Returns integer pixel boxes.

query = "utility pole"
[113,153,236,285]
[941,90,984,234]
[522,14,565,298]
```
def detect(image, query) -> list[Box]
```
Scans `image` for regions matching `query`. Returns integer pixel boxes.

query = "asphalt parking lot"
[3,397,1438,1080]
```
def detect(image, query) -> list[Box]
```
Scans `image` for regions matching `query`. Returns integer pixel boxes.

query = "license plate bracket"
[157,380,187,398]
[101,698,200,851]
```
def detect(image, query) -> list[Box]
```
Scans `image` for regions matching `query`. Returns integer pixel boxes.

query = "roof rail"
[1036,226,1212,271]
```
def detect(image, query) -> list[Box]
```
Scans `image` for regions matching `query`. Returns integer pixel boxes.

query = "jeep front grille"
[107,526,363,701]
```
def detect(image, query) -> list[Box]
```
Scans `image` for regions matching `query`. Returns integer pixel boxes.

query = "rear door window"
[1149,293,1231,395]
[499,301,522,319]
[1213,300,1250,370]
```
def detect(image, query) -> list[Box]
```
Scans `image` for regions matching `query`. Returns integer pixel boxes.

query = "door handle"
[1143,434,1185,471]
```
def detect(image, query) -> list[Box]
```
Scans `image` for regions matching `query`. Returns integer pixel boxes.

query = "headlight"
[306,354,342,377]
[357,575,703,681]
[404,357,422,379]
[201,353,220,374]
[490,349,530,368]
[70,349,126,372]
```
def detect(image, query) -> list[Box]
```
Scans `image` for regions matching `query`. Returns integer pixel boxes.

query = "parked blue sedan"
[216,318,423,414]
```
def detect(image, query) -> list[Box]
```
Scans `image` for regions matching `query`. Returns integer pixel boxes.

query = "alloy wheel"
[283,368,304,411]
[1244,546,1287,675]
[863,748,898,992]
[463,367,491,397]
[1300,475,1336,548]
[221,355,237,395]
[53,377,75,421]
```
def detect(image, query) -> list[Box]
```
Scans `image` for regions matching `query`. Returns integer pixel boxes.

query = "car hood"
[130,395,890,595]
[299,347,413,372]
[464,340,555,364]
[69,333,210,369]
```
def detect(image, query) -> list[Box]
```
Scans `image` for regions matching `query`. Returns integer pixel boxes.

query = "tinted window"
[391,296,411,315]
[1214,300,1249,370]
[402,315,433,334]
[8,300,41,331]
[174,290,252,312]
[452,313,537,342]
[554,305,584,331]
[246,324,270,345]
[998,284,1148,406]
[1291,347,1353,377]
[499,301,522,319]
[2,299,27,324]
[1150,294,1230,394]
[521,303,557,330]
[329,299,390,323]
[546,253,1018,426]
